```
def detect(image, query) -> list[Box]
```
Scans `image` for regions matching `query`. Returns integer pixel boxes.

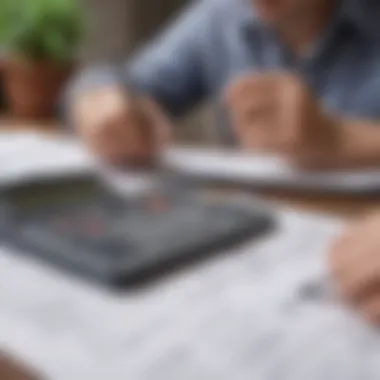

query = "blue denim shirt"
[70,0,380,142]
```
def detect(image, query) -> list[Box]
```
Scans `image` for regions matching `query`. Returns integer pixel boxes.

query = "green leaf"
[0,0,84,62]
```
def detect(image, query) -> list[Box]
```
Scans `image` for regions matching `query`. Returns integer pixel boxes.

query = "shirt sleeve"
[66,0,212,118]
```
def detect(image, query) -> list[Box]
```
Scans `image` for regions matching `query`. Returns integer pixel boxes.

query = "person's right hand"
[329,212,380,325]
[0,352,43,380]
[72,86,171,166]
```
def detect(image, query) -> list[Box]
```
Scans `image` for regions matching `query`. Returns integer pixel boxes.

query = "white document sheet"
[0,131,42,158]
[0,132,93,185]
[1,206,379,380]
[1,134,380,379]
[0,132,159,195]
[164,147,380,193]
[2,132,380,193]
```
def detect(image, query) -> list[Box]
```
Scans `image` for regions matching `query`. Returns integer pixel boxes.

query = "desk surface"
[2,117,380,380]
[1,116,380,220]
[0,207,348,380]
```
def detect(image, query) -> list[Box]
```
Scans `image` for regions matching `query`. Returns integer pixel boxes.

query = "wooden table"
[1,115,380,220]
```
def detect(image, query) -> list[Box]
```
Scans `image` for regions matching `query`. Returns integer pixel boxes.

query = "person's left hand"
[329,212,380,325]
[225,73,342,169]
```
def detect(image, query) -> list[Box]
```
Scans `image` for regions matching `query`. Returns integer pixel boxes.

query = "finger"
[230,105,274,151]
[230,95,277,132]
[225,74,276,106]
[122,98,170,167]
[233,117,280,151]
[345,267,380,302]
[118,97,173,166]
[331,231,379,280]
[115,97,162,160]
[241,128,278,151]
[277,79,308,152]
[75,89,154,165]
[81,93,131,139]
[99,110,142,152]
[328,232,380,306]
[85,118,123,154]
[335,250,378,287]
[328,238,371,301]
[329,211,380,277]
[328,235,357,284]
[139,97,172,147]
[359,295,380,324]
[88,112,149,166]
[86,86,130,130]
[86,129,129,165]
[328,217,377,274]
[328,234,347,274]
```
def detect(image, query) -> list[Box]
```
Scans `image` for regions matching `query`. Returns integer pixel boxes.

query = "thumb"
[360,295,380,325]
[139,97,173,147]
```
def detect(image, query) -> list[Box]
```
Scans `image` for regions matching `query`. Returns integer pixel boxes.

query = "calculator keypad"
[11,193,273,285]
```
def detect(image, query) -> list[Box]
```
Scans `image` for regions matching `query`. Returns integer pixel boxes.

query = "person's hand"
[0,352,43,380]
[329,212,380,325]
[72,86,171,166]
[225,73,342,169]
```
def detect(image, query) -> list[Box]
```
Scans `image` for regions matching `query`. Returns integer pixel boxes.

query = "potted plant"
[0,0,83,118]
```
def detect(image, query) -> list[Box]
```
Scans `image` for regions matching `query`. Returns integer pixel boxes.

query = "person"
[67,0,380,325]
[68,0,380,169]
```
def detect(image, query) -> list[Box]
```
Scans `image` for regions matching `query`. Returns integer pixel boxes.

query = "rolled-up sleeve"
[66,0,212,118]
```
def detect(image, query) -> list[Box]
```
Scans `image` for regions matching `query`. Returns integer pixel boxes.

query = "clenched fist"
[225,73,341,168]
[329,212,380,325]
[71,86,171,166]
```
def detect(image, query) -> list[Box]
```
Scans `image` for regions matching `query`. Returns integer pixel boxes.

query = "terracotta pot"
[3,57,73,119]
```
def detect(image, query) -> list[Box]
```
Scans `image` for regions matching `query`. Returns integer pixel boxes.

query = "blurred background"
[1,2,380,379]
[0,0,213,143]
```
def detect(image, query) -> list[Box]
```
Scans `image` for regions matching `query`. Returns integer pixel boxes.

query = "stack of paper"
[164,147,380,193]
[0,131,160,195]
[2,206,380,380]
[0,131,93,186]
[2,132,380,194]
